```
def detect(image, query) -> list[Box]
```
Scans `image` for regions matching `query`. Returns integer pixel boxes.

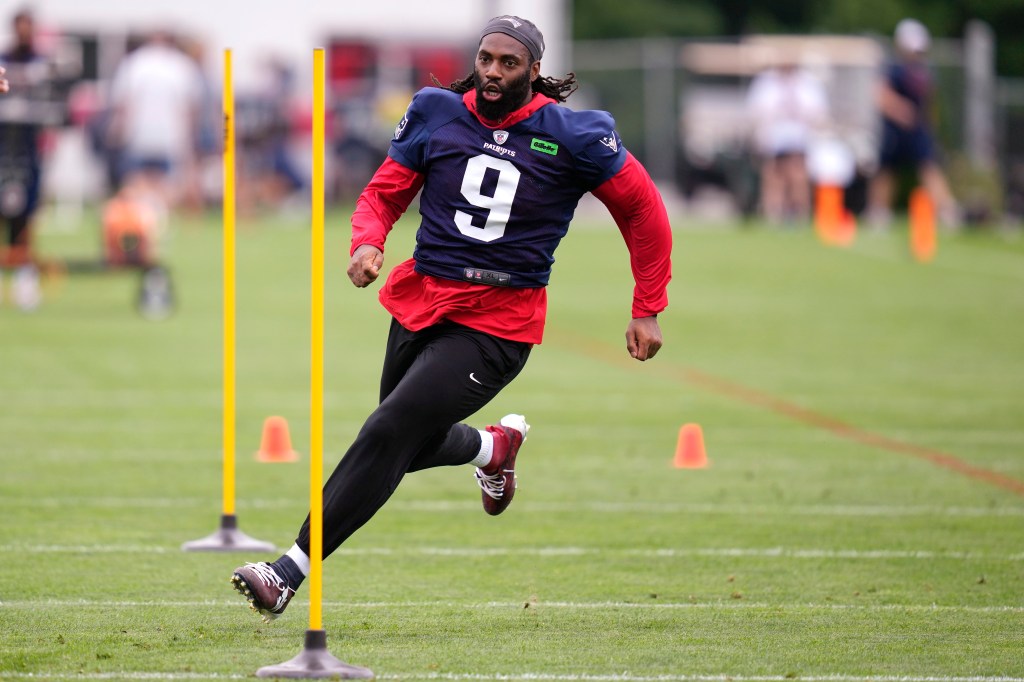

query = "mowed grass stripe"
[3,497,1024,517]
[3,544,1021,560]
[3,599,1023,614]
[1,673,1022,682]
[4,495,1024,519]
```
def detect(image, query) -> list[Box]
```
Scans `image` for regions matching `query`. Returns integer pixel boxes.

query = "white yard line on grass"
[2,598,1022,614]
[2,543,1021,560]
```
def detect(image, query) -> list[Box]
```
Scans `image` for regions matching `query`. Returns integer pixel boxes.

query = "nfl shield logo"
[394,114,409,140]
[493,130,509,145]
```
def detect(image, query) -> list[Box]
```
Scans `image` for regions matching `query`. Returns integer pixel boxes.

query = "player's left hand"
[625,315,662,361]
[0,66,9,94]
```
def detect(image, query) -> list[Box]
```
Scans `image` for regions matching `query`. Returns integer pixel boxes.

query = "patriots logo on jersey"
[599,134,619,152]
[493,130,509,145]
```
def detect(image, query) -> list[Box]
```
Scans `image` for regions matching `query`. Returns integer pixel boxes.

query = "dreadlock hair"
[432,68,579,103]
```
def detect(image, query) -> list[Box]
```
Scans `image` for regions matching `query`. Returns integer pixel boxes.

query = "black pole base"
[256,629,374,679]
[181,514,276,552]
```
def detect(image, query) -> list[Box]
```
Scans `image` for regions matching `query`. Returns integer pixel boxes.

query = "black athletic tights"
[295,318,531,558]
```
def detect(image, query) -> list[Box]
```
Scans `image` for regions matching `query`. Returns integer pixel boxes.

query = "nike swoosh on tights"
[469,373,483,385]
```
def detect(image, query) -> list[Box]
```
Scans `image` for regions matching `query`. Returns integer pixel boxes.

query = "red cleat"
[230,562,295,622]
[474,414,529,516]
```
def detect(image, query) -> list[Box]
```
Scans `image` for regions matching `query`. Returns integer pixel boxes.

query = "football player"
[232,15,673,622]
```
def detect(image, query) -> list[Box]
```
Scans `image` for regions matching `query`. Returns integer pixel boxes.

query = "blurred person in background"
[0,8,52,310]
[236,56,305,214]
[107,29,204,224]
[228,14,672,623]
[746,52,830,225]
[331,100,384,204]
[867,18,960,228]
[178,35,220,212]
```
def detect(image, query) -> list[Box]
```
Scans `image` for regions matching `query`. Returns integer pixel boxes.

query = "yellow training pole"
[255,47,372,676]
[309,46,326,633]
[182,49,273,552]
[223,47,237,518]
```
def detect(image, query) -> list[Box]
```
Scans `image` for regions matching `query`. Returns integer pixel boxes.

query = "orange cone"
[909,187,936,262]
[255,416,299,462]
[814,184,844,245]
[673,423,709,469]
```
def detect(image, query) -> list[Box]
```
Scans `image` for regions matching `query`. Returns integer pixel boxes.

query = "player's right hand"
[347,244,384,288]
[0,66,9,94]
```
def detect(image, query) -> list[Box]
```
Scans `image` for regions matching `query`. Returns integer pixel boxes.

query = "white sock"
[286,543,310,577]
[469,430,494,468]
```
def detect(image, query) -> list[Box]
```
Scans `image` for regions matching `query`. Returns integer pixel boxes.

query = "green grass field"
[1,206,1022,681]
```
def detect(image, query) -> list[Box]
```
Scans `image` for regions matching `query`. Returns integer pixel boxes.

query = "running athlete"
[230,15,673,622]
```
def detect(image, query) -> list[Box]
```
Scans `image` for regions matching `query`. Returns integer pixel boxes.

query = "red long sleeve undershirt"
[350,152,672,344]
[591,152,673,318]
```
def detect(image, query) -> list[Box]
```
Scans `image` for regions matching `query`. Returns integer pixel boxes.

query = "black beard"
[473,69,533,122]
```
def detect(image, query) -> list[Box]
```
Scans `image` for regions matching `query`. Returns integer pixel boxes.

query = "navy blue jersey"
[388,88,627,287]
[886,60,932,120]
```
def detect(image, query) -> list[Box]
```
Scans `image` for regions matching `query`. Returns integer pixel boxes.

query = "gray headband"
[479,15,544,62]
